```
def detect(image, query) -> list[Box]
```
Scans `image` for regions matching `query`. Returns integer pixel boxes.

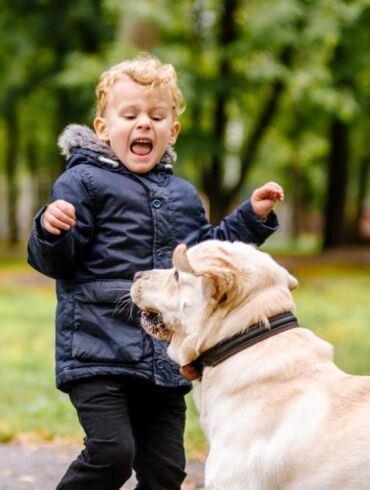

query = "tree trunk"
[323,117,349,249]
[201,0,239,224]
[4,95,19,245]
[50,0,108,177]
[346,155,370,243]
[204,47,292,224]
[355,156,369,240]
[290,156,305,241]
[237,48,292,195]
[25,138,51,217]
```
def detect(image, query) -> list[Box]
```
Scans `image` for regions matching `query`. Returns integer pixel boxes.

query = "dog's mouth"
[140,309,172,341]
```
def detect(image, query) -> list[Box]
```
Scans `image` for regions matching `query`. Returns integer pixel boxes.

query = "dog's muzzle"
[140,311,172,342]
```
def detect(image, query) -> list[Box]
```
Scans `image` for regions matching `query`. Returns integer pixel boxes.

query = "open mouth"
[140,310,172,341]
[130,138,153,156]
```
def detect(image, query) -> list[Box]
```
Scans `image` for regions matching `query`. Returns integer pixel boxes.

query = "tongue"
[131,142,152,156]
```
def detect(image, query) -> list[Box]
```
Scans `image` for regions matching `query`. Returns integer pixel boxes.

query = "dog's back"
[201,326,370,490]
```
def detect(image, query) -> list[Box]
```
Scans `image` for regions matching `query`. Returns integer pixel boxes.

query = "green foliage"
[0,0,369,241]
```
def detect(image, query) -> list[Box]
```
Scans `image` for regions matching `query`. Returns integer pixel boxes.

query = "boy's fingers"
[270,192,284,202]
[50,208,76,227]
[48,216,74,231]
[43,222,62,235]
[48,226,62,235]
[43,213,74,230]
[54,200,76,220]
[47,202,76,226]
[264,181,282,189]
[264,182,284,194]
[259,183,284,201]
[273,190,284,201]
[45,213,75,229]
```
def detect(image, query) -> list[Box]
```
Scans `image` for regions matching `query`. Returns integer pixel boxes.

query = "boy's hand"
[41,200,76,235]
[251,182,284,220]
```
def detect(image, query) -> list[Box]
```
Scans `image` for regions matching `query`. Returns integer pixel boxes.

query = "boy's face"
[94,78,181,174]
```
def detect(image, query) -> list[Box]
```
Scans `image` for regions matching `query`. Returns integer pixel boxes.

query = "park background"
[0,0,369,464]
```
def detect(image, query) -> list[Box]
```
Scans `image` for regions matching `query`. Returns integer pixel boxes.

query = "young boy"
[28,55,284,490]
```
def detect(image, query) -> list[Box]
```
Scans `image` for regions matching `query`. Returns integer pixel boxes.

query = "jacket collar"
[57,124,177,172]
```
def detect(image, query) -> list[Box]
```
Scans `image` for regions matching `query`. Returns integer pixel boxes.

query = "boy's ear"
[94,117,109,142]
[169,121,181,145]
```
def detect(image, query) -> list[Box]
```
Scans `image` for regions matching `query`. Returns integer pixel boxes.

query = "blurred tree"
[0,0,117,243]
[3,93,19,244]
[162,0,297,223]
[0,0,45,243]
[323,2,369,248]
[165,0,369,247]
[0,0,369,248]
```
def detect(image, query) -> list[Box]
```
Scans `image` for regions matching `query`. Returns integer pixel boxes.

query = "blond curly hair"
[95,54,185,118]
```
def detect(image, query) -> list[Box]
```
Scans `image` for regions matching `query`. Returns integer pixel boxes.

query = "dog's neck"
[199,284,296,353]
[201,328,335,396]
[181,312,299,381]
[170,284,297,367]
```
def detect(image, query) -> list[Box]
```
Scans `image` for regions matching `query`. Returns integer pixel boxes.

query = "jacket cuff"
[240,199,279,244]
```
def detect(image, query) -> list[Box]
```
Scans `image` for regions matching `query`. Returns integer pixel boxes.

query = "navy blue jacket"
[27,125,279,392]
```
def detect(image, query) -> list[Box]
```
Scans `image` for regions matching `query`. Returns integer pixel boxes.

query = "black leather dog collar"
[181,312,298,381]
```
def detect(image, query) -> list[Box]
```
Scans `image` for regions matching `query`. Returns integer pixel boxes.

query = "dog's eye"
[174,270,179,281]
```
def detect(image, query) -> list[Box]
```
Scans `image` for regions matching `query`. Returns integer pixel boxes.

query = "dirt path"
[0,442,205,490]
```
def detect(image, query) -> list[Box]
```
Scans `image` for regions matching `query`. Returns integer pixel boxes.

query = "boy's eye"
[152,115,163,121]
[123,114,136,120]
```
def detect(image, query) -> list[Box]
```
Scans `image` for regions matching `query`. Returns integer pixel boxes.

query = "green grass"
[0,272,207,455]
[0,260,369,459]
[292,265,370,375]
[0,284,81,443]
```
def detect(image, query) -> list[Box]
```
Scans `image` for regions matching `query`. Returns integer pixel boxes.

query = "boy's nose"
[136,116,151,129]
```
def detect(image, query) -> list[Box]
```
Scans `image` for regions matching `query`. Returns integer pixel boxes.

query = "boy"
[28,55,284,490]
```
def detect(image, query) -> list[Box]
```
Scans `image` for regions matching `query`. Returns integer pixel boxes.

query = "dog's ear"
[173,244,194,273]
[287,273,298,290]
[203,257,238,304]
[277,263,299,291]
[173,243,237,303]
[207,273,236,304]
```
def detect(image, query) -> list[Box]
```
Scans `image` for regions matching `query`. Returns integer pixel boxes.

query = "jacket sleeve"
[196,196,279,247]
[27,170,95,279]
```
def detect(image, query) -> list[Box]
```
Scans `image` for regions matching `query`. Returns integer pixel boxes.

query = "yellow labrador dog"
[131,240,370,490]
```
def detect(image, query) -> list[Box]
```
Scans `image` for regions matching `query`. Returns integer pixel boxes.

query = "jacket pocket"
[72,280,143,363]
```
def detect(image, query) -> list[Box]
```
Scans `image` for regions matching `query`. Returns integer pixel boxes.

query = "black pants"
[57,376,187,490]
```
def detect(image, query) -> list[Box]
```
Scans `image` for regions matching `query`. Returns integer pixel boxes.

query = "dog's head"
[130,240,298,366]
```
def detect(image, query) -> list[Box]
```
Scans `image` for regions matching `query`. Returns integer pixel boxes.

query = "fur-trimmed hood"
[57,124,177,168]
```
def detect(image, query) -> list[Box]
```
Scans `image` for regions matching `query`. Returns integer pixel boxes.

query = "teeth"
[135,139,151,144]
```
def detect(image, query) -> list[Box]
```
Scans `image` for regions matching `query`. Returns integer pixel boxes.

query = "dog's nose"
[133,271,145,282]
